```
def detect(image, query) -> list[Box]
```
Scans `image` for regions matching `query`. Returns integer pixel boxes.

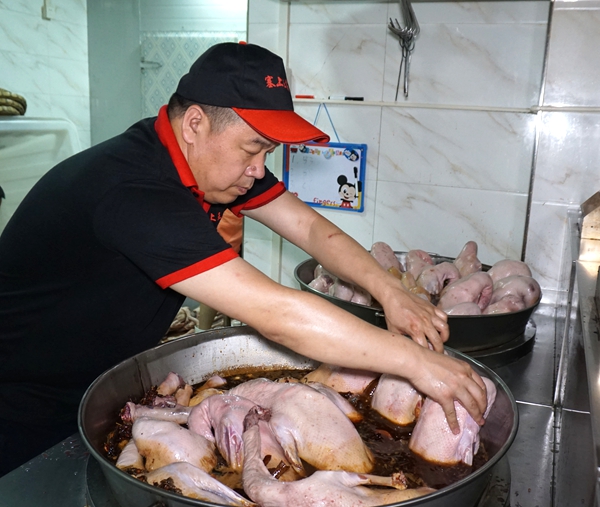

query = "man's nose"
[245,163,265,179]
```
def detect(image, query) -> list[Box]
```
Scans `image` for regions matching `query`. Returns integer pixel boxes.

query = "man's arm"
[170,256,486,433]
[243,190,449,351]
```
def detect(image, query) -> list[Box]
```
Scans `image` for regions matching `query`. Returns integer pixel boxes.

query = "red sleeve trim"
[155,248,239,289]
[230,181,286,217]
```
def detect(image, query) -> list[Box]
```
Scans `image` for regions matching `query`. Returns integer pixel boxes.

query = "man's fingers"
[459,365,488,416]
[471,370,487,394]
[410,333,429,349]
[461,381,487,425]
[434,307,448,322]
[442,402,460,435]
[409,323,443,352]
[425,329,445,353]
[431,317,449,344]
[444,388,486,434]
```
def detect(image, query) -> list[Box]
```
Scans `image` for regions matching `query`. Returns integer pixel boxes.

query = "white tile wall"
[381,21,547,107]
[285,1,548,107]
[525,0,600,302]
[377,107,535,192]
[289,24,388,101]
[373,181,528,263]
[533,112,600,206]
[247,0,555,297]
[247,0,287,54]
[0,0,90,149]
[543,3,600,108]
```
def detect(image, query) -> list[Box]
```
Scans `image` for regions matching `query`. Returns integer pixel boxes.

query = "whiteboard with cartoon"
[283,142,367,213]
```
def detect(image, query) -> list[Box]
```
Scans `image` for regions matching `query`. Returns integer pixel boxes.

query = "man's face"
[186,114,278,204]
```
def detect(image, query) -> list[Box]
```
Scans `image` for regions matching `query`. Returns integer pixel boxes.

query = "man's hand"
[407,345,488,433]
[382,281,449,352]
[244,192,449,351]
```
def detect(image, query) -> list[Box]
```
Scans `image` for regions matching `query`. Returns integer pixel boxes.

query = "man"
[0,42,487,477]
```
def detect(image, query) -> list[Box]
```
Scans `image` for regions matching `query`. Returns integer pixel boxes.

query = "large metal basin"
[295,256,540,352]
[79,326,518,507]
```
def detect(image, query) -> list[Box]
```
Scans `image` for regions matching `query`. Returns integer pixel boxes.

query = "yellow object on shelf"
[0,88,27,115]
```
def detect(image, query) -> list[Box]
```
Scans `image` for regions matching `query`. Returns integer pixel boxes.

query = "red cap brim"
[233,108,330,144]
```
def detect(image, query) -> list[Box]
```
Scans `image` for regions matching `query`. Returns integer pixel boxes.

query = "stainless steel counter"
[576,259,600,507]
[496,301,595,507]
[0,302,596,506]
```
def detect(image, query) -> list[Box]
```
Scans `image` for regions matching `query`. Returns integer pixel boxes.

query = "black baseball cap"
[175,42,330,144]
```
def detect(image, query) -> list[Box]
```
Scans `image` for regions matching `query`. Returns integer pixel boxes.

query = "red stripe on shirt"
[156,248,239,289]
[230,182,287,217]
[154,105,205,205]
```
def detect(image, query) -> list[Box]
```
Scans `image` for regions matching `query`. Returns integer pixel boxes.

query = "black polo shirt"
[0,106,284,426]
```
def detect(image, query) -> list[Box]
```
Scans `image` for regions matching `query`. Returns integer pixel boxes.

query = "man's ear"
[181,105,208,144]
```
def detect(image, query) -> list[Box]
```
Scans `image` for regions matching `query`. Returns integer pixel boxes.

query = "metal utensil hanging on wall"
[388,0,420,99]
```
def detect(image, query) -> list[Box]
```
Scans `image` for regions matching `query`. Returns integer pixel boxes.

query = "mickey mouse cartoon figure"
[337,167,362,209]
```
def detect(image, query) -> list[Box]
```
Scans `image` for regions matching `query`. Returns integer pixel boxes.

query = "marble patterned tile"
[532,112,600,205]
[288,24,387,102]
[290,0,389,24]
[378,107,535,192]
[0,1,38,17]
[407,1,550,25]
[0,1,89,156]
[1,0,87,25]
[50,94,90,142]
[382,23,547,107]
[45,18,88,61]
[373,181,528,264]
[0,8,48,54]
[247,23,281,52]
[46,56,90,97]
[51,0,87,26]
[248,0,283,24]
[524,201,572,295]
[0,51,49,96]
[543,6,600,107]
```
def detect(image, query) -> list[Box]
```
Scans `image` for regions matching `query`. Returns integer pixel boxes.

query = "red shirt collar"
[154,105,205,205]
